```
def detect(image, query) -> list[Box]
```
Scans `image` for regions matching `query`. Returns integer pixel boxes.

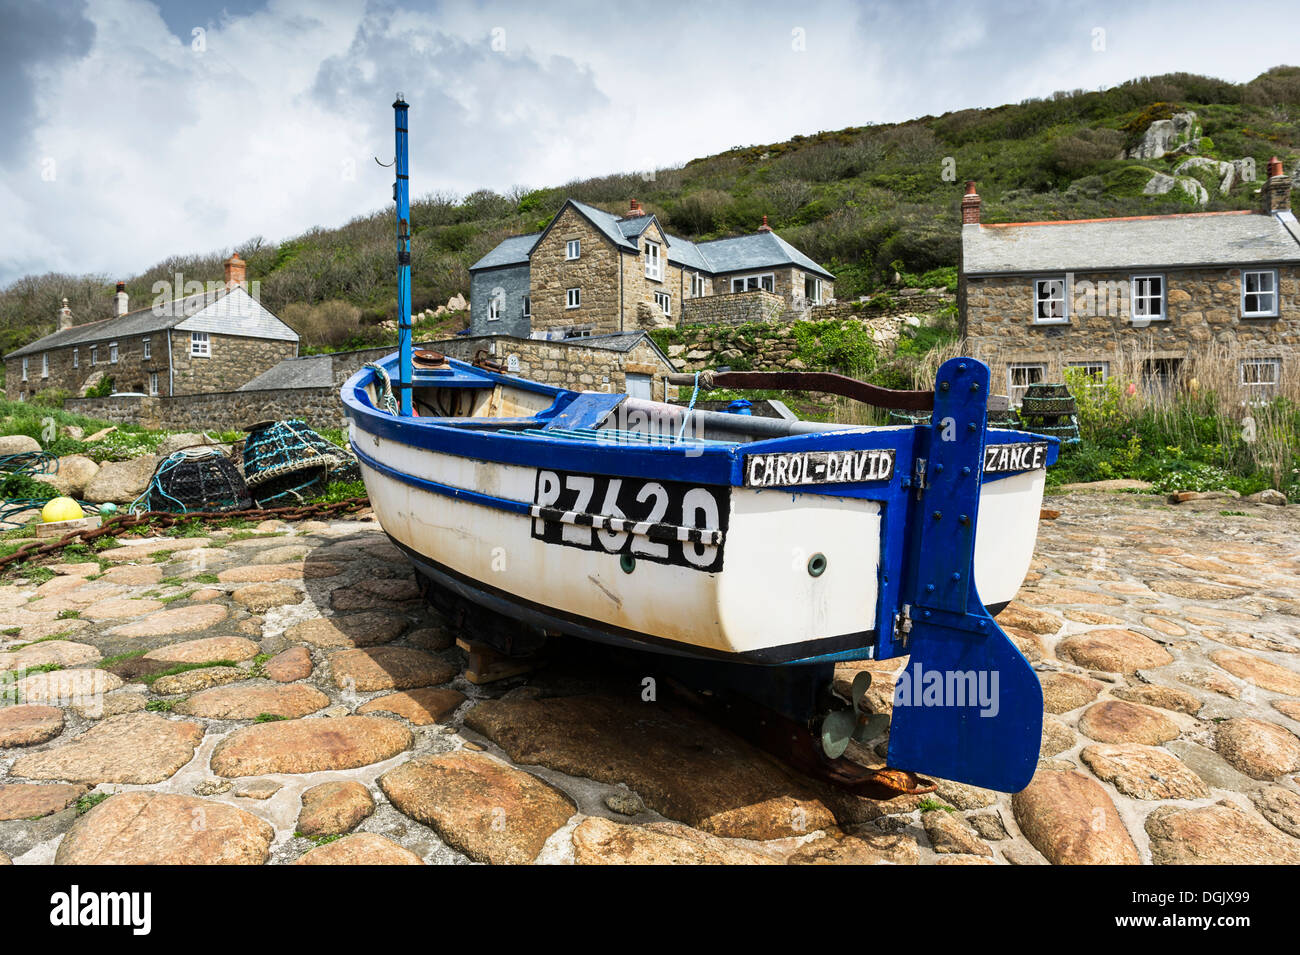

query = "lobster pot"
[148,451,252,513]
[1019,383,1080,444]
[242,419,350,506]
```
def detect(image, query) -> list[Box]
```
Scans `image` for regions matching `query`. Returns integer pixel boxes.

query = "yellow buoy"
[41,497,85,523]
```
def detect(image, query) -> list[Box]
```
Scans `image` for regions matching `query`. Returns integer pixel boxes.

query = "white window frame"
[487,297,502,322]
[1033,276,1068,324]
[90,346,98,365]
[41,354,49,378]
[654,291,671,317]
[805,276,823,305]
[1242,269,1278,318]
[644,240,662,281]
[109,341,119,364]
[20,357,27,381]
[1130,274,1165,322]
[72,348,79,369]
[142,338,151,359]
[522,295,531,319]
[562,325,593,339]
[731,273,775,293]
[566,287,581,310]
[1066,361,1109,385]
[690,273,704,297]
[1240,357,1280,396]
[1008,362,1047,406]
[565,239,581,260]
[149,371,160,396]
[190,331,210,357]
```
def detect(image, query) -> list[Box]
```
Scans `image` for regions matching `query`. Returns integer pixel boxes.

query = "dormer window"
[644,240,662,281]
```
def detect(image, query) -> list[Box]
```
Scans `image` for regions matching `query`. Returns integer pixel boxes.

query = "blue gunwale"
[341,353,1058,497]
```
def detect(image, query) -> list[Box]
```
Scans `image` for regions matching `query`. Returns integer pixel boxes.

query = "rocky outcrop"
[1172,155,1256,194]
[1127,111,1200,159]
[1143,172,1208,206]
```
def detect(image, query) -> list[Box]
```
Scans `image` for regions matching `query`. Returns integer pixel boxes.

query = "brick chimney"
[224,253,247,288]
[961,181,981,224]
[115,281,128,316]
[757,215,772,233]
[625,198,645,218]
[57,298,72,331]
[1260,156,1291,214]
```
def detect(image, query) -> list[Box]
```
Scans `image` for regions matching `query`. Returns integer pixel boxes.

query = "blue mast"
[393,93,413,416]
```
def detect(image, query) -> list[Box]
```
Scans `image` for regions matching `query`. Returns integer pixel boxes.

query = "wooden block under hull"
[456,637,541,684]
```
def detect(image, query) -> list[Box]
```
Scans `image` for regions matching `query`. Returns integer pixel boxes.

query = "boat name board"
[983,442,1048,474]
[744,449,896,488]
[532,469,728,572]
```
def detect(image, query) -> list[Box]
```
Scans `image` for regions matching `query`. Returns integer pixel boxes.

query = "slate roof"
[694,231,834,279]
[5,286,298,359]
[469,232,541,270]
[470,198,835,280]
[238,354,333,391]
[961,210,1300,275]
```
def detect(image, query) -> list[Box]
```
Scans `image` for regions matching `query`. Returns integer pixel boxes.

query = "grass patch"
[4,632,73,651]
[75,793,111,816]
[145,698,180,712]
[157,591,193,605]
[150,551,175,563]
[2,626,20,637]
[194,573,220,584]
[254,712,286,723]
[138,659,238,687]
[97,648,147,668]
[917,797,957,813]
[294,832,343,846]
[56,609,80,620]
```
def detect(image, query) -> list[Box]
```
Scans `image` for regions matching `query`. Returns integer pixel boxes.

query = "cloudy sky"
[1,0,1294,286]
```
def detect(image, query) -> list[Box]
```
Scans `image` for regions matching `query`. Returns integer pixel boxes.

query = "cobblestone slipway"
[0,491,1297,864]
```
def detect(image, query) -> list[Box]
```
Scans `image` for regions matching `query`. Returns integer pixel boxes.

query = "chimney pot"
[115,281,128,316]
[961,182,982,225]
[757,215,772,232]
[58,297,73,331]
[1261,158,1291,214]
[625,198,645,217]
[224,253,247,288]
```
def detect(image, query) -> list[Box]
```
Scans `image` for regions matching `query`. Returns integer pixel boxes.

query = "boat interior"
[359,361,879,447]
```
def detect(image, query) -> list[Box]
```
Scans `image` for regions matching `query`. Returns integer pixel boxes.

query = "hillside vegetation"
[6,67,1300,358]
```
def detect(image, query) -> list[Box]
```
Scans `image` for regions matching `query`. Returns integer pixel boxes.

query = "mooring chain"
[0,496,372,573]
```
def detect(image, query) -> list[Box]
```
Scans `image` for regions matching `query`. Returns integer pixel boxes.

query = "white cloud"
[1,0,1296,286]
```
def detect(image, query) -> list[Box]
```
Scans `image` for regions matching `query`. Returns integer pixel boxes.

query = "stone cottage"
[469,198,835,339]
[959,160,1300,404]
[4,255,299,402]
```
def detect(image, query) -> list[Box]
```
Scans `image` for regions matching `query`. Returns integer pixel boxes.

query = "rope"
[365,362,400,415]
[676,371,701,443]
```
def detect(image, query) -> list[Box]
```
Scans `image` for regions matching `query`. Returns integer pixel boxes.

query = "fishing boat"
[344,96,1057,795]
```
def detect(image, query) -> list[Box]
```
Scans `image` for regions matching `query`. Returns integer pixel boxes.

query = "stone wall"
[662,313,906,373]
[529,205,623,334]
[66,387,341,433]
[168,331,297,395]
[6,331,166,402]
[680,289,788,326]
[6,330,294,402]
[963,265,1300,395]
